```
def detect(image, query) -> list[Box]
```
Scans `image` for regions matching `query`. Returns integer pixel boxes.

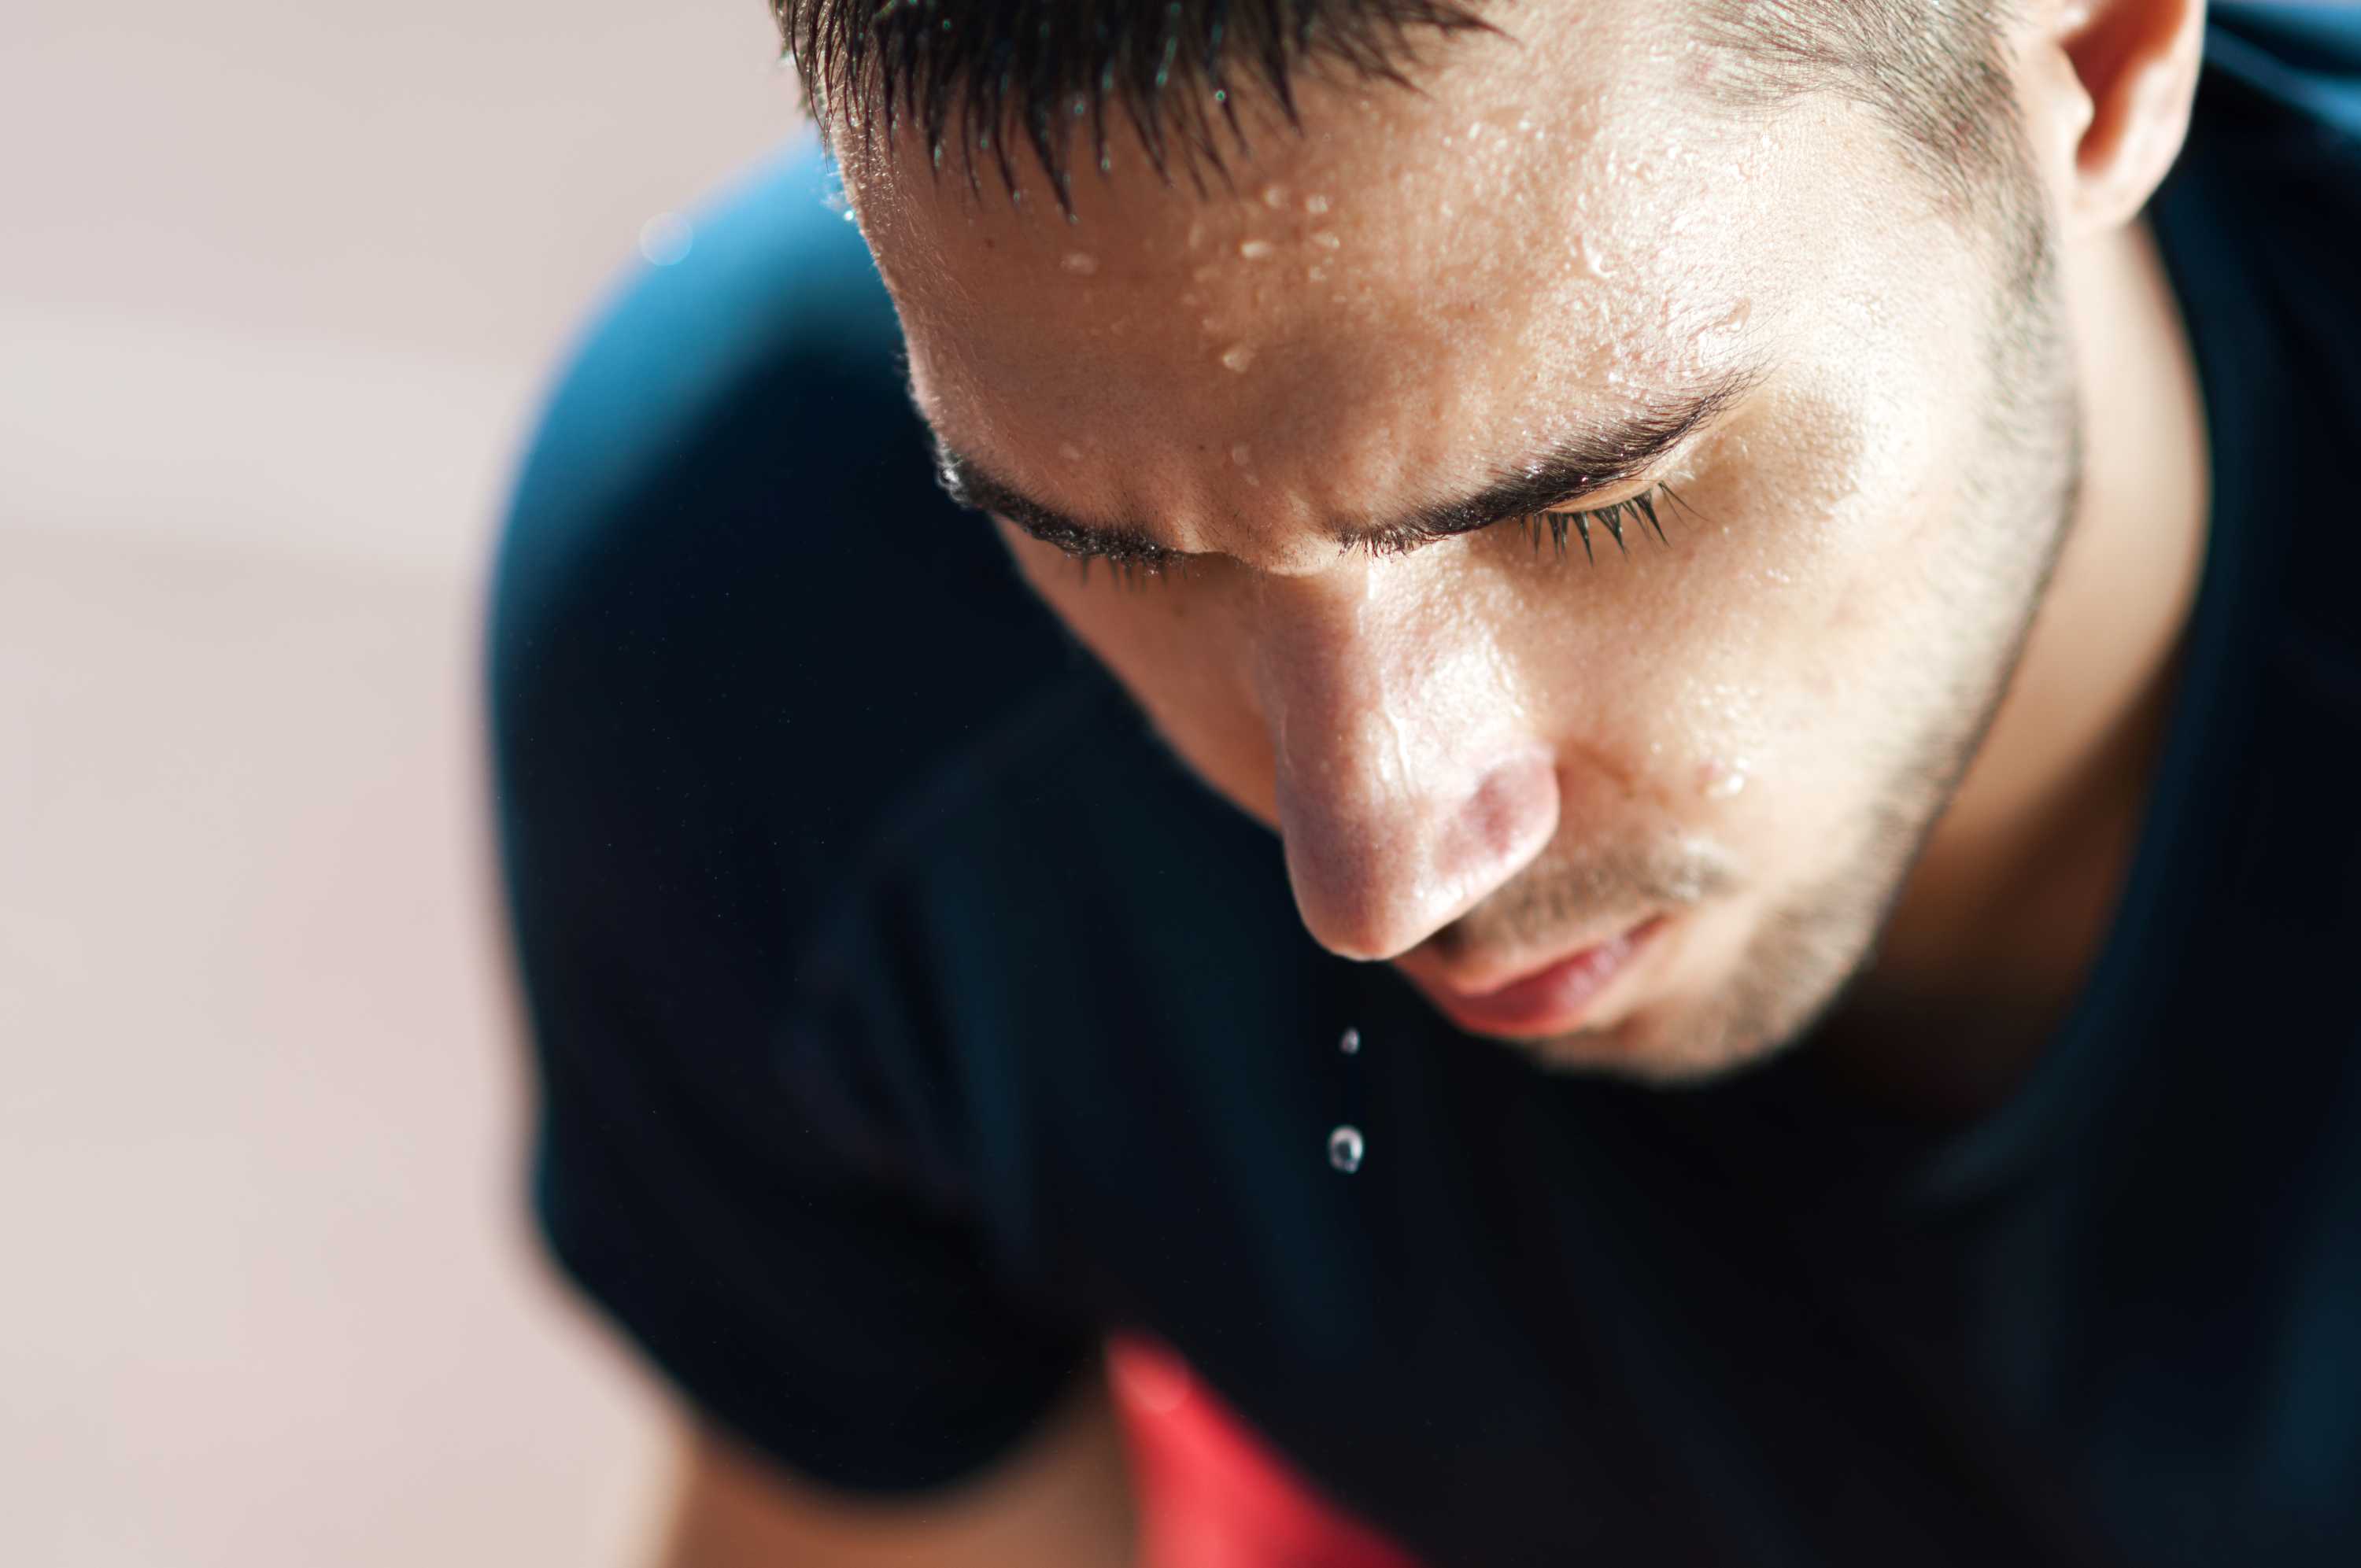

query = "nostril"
[1461,748,1561,872]
[1277,745,1560,963]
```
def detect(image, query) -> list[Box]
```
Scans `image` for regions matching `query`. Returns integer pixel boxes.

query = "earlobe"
[2056,0,2208,231]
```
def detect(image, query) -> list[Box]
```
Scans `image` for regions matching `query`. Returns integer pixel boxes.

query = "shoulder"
[486,138,1088,930]
[497,140,905,571]
[2204,4,2361,142]
[2169,13,2361,673]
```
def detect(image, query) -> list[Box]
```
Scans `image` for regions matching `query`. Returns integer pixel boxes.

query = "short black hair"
[774,0,1496,208]
[773,0,2023,221]
[1697,0,2027,220]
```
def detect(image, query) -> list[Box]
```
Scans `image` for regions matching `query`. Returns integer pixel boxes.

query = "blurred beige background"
[2,4,807,1562]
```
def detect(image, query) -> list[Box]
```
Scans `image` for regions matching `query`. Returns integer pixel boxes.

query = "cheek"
[1661,385,1984,858]
[1508,377,1961,839]
[1000,526,1278,807]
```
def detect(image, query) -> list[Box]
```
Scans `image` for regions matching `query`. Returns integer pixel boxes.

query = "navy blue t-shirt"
[488,9,2361,1563]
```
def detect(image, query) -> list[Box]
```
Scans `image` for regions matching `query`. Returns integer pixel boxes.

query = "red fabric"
[1108,1336,1426,1568]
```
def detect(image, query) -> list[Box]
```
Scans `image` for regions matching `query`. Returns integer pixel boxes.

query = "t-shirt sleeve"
[482,254,1093,1493]
[512,895,1093,1495]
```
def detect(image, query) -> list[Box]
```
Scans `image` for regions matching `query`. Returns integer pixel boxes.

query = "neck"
[1811,216,2212,1120]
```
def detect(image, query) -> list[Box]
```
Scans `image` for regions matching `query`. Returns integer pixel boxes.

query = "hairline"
[781,1,2023,227]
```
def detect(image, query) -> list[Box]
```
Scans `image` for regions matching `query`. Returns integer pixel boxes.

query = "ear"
[2033,0,2209,233]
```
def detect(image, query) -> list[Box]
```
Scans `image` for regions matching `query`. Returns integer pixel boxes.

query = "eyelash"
[1044,483,1697,587]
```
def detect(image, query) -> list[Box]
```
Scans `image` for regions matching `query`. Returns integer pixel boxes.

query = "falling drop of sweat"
[1339,1027,1361,1055]
[1328,1125,1365,1173]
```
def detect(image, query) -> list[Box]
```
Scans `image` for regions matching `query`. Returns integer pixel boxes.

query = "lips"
[1406,916,1668,1039]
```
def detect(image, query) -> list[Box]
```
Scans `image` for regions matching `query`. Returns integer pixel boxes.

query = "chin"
[1501,998,1796,1087]
[1487,1006,1678,1079]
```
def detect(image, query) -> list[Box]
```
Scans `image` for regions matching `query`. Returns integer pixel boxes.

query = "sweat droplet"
[637,212,694,266]
[1310,231,1341,250]
[1230,442,1252,467]
[1219,345,1256,372]
[1339,1028,1361,1055]
[1328,1125,1365,1173]
[1705,759,1751,799]
[1303,193,1332,214]
[1261,183,1288,208]
[1059,442,1084,463]
[1061,251,1099,275]
[1238,239,1275,260]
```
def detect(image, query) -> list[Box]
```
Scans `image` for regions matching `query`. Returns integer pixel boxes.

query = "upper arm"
[656,1367,1137,1568]
[489,141,1125,1546]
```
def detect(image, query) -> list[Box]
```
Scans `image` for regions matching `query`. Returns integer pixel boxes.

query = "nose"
[1258,578,1561,962]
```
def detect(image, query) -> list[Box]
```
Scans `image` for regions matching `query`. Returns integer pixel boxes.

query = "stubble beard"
[1517,181,2089,1087]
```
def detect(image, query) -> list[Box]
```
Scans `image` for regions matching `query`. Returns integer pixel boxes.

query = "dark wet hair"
[772,0,2023,220]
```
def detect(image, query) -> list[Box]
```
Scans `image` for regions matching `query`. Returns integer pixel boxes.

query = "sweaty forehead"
[837,0,1797,532]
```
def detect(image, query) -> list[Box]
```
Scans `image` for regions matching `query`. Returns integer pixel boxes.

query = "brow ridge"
[929,361,1765,559]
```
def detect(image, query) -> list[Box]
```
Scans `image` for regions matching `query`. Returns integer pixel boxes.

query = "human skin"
[832,0,2211,1109]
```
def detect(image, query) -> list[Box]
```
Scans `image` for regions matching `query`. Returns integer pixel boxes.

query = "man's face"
[844,0,2078,1081]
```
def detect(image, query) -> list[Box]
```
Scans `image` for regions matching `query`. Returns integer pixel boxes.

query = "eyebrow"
[927,360,1768,561]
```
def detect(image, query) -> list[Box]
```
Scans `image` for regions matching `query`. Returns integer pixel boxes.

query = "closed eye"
[1502,483,1703,566]
[1001,482,1701,587]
